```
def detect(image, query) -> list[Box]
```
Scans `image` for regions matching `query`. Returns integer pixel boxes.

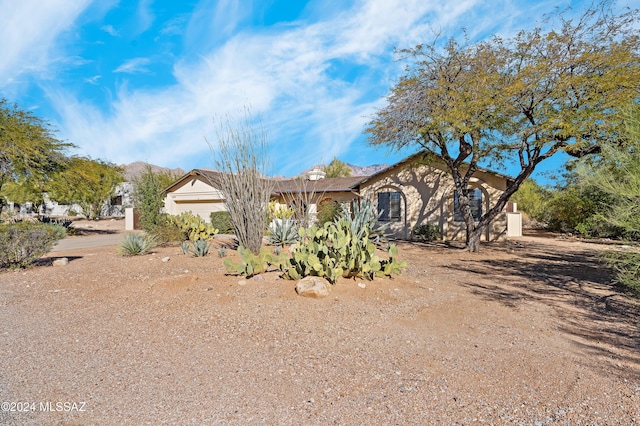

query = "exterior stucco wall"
[359,161,508,242]
[163,176,226,222]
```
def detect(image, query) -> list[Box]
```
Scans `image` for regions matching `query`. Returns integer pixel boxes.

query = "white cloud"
[101,24,119,36]
[84,75,102,84]
[113,58,152,74]
[47,0,589,176]
[0,0,92,85]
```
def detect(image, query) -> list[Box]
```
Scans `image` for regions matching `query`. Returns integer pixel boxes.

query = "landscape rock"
[52,258,69,267]
[253,274,265,282]
[161,257,170,262]
[295,276,332,298]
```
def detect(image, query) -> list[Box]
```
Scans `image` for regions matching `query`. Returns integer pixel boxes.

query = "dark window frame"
[378,191,401,222]
[454,188,483,222]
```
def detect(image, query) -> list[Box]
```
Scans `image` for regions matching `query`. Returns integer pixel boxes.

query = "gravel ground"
[1,220,639,424]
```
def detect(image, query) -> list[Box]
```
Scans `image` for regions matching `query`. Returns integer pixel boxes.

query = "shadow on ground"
[409,237,640,379]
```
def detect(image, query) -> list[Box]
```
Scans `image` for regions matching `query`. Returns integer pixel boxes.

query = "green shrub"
[149,214,186,244]
[0,222,67,269]
[210,211,235,234]
[218,246,228,258]
[117,232,158,256]
[267,218,298,246]
[413,223,442,241]
[602,250,640,293]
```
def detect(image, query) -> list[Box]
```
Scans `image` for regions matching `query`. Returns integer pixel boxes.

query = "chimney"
[307,168,326,181]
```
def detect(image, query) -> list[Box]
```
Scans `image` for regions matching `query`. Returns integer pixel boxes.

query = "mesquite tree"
[367,1,640,251]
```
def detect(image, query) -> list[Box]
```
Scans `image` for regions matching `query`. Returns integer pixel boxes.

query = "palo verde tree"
[0,99,73,212]
[47,157,125,220]
[367,1,640,251]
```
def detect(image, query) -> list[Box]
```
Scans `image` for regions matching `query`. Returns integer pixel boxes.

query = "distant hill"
[299,162,389,178]
[121,162,185,181]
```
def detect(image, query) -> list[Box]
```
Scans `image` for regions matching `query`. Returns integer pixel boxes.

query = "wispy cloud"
[22,0,589,176]
[84,75,102,85]
[101,24,119,36]
[0,0,92,85]
[113,58,151,74]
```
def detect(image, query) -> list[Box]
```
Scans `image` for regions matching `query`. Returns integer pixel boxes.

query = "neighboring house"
[162,152,514,242]
[4,182,132,218]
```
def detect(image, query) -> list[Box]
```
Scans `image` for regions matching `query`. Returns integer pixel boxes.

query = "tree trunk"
[465,226,482,252]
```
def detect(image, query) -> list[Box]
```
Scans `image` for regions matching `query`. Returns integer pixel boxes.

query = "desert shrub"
[218,246,228,258]
[413,223,442,241]
[0,222,67,269]
[149,214,185,244]
[210,211,235,234]
[280,218,406,284]
[267,217,298,246]
[602,250,640,294]
[316,199,341,225]
[118,232,158,256]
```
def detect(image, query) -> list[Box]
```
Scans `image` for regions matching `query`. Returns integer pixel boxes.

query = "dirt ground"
[1,219,639,424]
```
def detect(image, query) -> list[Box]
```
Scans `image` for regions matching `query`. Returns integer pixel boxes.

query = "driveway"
[52,233,123,252]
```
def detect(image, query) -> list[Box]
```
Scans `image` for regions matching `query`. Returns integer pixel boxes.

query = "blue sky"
[0,0,621,181]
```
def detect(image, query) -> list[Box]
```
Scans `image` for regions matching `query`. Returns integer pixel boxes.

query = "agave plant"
[188,239,211,257]
[338,199,389,242]
[118,232,159,256]
[267,217,299,246]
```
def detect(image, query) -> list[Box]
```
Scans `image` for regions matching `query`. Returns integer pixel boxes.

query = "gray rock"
[295,276,332,298]
[52,258,69,267]
[161,256,171,262]
[253,274,265,282]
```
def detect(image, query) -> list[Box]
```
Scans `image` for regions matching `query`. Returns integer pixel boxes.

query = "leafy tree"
[324,156,351,178]
[47,157,124,219]
[0,99,73,211]
[367,2,640,251]
[132,164,181,231]
[509,179,549,222]
[0,179,47,214]
[577,105,640,239]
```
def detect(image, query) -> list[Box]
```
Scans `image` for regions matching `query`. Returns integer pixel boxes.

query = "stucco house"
[162,152,515,241]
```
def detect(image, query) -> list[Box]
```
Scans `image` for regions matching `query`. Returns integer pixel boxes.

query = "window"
[378,192,401,222]
[454,189,483,222]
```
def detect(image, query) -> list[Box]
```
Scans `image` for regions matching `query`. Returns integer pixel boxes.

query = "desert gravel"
[1,220,639,424]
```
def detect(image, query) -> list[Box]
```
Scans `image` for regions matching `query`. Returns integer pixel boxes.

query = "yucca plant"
[267,217,299,246]
[118,232,158,256]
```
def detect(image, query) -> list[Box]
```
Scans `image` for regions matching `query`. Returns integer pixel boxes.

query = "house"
[162,152,514,241]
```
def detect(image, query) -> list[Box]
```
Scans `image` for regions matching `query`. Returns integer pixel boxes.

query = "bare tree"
[210,109,274,254]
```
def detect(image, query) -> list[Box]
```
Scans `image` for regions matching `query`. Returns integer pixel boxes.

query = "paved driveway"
[52,233,123,252]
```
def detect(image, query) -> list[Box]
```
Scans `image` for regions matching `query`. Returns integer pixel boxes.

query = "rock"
[357,282,366,289]
[238,280,247,286]
[295,276,332,298]
[161,257,170,262]
[253,274,265,282]
[53,258,69,267]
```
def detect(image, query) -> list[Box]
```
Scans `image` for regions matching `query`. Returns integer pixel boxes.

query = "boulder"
[295,276,332,298]
[52,258,69,267]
